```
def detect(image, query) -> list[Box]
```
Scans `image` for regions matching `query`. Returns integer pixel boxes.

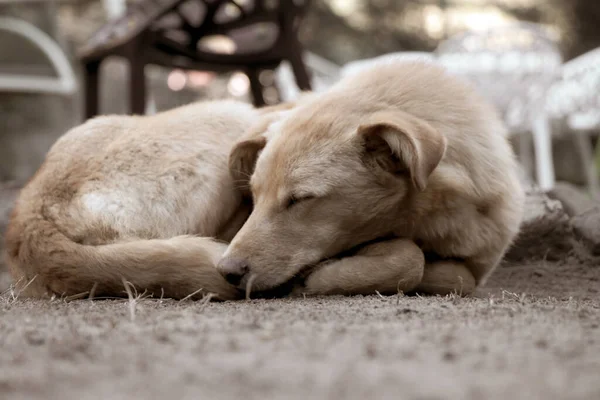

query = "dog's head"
[217,102,447,291]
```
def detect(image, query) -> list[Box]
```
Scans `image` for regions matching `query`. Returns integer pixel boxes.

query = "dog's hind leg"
[294,238,425,296]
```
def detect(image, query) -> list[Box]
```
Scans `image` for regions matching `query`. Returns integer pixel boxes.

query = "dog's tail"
[4,214,239,300]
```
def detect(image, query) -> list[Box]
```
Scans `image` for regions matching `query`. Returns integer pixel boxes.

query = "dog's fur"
[4,100,272,300]
[220,62,525,296]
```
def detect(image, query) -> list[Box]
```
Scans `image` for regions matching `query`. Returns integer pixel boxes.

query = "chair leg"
[146,94,157,115]
[280,12,312,92]
[517,132,534,183]
[247,68,266,107]
[573,130,599,199]
[532,116,555,191]
[288,45,312,91]
[129,54,146,115]
[83,59,101,120]
[269,71,282,103]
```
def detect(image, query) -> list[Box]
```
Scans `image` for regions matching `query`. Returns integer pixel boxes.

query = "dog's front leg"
[415,261,476,296]
[293,238,425,296]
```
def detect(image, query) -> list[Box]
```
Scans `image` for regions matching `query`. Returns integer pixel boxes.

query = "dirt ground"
[0,257,598,400]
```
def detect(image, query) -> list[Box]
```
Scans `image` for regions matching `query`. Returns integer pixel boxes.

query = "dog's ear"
[229,111,281,197]
[357,110,447,191]
[229,136,267,197]
[230,101,300,196]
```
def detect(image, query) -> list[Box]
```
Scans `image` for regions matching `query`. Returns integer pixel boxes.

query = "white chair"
[102,0,128,20]
[0,16,76,96]
[277,51,435,103]
[435,23,562,191]
[0,0,155,116]
[276,51,341,102]
[546,47,600,197]
[340,51,436,78]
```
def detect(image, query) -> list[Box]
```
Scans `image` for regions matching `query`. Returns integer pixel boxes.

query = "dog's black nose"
[217,257,249,286]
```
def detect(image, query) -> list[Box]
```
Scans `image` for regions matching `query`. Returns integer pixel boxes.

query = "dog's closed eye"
[285,194,316,210]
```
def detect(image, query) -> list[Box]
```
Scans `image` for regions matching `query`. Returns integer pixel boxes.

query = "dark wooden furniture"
[79,0,312,119]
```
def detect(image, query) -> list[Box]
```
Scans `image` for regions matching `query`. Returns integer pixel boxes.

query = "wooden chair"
[79,0,313,119]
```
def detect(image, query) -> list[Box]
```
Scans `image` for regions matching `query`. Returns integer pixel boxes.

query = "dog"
[218,61,525,297]
[4,100,278,300]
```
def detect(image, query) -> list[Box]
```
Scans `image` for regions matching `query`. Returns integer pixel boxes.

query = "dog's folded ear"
[357,110,447,191]
[229,136,267,197]
[230,109,286,197]
[230,104,300,197]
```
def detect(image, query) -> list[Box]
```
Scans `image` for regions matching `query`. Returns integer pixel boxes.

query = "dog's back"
[5,100,259,300]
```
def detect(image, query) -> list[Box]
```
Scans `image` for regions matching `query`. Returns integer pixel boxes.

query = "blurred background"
[1,0,600,193]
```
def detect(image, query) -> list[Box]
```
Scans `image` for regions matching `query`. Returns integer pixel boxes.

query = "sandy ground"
[0,258,599,400]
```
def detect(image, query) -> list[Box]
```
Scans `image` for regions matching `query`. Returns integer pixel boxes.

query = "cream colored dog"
[5,62,524,300]
[218,61,525,296]
[4,100,267,300]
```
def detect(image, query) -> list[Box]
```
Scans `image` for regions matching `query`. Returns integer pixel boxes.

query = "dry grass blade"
[65,291,90,302]
[179,287,204,302]
[197,293,215,311]
[122,278,139,322]
[17,275,37,297]
[245,274,257,300]
[88,282,99,300]
[3,275,37,304]
[0,277,22,300]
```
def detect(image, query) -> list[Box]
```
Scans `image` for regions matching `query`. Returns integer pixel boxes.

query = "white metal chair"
[546,47,600,197]
[0,16,76,96]
[277,51,435,103]
[340,51,436,79]
[102,0,128,20]
[276,51,341,102]
[435,23,562,191]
